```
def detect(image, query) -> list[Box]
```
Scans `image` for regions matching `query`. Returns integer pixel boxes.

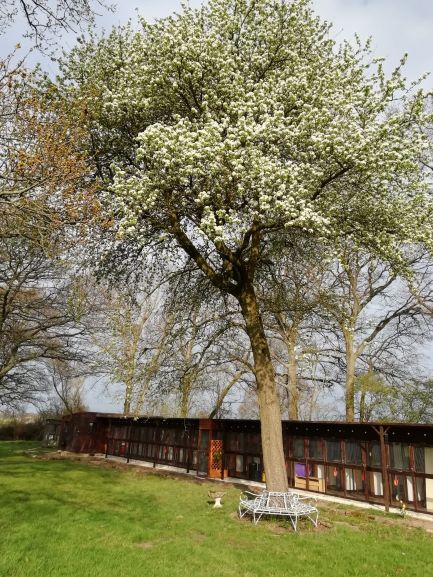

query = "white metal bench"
[239,490,319,531]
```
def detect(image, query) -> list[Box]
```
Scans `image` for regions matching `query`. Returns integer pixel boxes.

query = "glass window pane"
[293,437,305,459]
[368,471,383,497]
[367,442,381,467]
[309,438,324,460]
[236,454,244,473]
[326,440,341,462]
[326,465,343,491]
[345,468,364,493]
[416,477,426,509]
[390,443,410,470]
[295,462,307,477]
[199,430,209,449]
[346,441,362,465]
[414,447,425,473]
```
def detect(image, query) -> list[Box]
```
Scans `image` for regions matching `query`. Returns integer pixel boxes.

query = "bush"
[0,421,44,441]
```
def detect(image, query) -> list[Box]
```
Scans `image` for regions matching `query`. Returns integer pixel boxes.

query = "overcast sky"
[2,1,432,412]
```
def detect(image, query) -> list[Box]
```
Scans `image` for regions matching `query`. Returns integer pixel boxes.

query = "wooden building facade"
[55,413,433,515]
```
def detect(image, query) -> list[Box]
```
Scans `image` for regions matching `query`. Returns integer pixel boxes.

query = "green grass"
[0,441,432,577]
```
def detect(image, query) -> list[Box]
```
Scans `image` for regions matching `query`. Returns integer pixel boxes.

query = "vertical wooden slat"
[379,426,390,512]
[409,445,418,512]
[342,439,347,498]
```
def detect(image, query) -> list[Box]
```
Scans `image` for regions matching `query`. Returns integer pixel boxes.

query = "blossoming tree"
[61,0,433,491]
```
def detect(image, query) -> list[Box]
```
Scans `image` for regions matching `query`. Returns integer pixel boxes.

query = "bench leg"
[239,506,252,519]
[305,512,318,528]
[253,511,263,525]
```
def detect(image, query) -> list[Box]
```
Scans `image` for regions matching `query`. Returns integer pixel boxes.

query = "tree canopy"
[62,0,432,267]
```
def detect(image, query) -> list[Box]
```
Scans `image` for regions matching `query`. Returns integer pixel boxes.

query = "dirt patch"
[317,500,433,534]
[231,510,329,534]
[343,509,365,518]
[135,542,154,550]
[192,532,208,542]
[266,522,290,535]
[396,517,433,533]
[333,520,361,531]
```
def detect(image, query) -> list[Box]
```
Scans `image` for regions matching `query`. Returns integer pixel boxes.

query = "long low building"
[54,412,433,515]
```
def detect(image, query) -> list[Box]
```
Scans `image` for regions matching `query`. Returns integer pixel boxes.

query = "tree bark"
[359,388,366,423]
[180,374,191,418]
[123,393,131,416]
[287,329,299,420]
[239,284,289,492]
[344,332,356,422]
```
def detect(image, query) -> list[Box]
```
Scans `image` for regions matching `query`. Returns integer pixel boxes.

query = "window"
[389,443,410,471]
[414,447,425,473]
[326,465,342,490]
[367,442,381,467]
[225,431,244,452]
[295,463,307,477]
[292,437,305,459]
[326,440,341,462]
[246,433,260,453]
[309,438,324,460]
[345,468,364,492]
[369,471,383,496]
[236,455,244,473]
[345,441,362,465]
[199,430,209,449]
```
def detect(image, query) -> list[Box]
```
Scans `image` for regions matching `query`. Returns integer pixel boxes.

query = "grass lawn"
[0,442,432,577]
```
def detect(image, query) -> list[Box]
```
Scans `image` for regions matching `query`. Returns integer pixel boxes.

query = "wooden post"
[197,428,203,477]
[342,439,347,499]
[409,445,418,512]
[153,420,160,468]
[126,423,132,464]
[362,442,369,503]
[221,427,227,480]
[374,425,390,512]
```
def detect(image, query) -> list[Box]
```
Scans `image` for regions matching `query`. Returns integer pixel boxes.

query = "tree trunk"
[180,375,190,418]
[359,388,366,422]
[123,394,131,416]
[239,285,288,492]
[345,333,356,422]
[287,329,299,420]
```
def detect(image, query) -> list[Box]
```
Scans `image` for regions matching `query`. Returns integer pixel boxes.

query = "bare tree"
[46,359,87,415]
[0,1,112,48]
[91,286,175,416]
[149,290,250,418]
[0,236,92,409]
[324,246,433,421]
